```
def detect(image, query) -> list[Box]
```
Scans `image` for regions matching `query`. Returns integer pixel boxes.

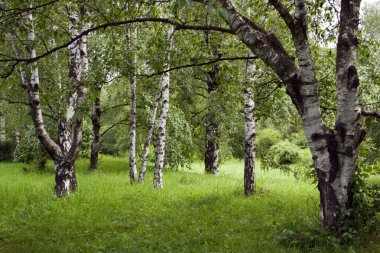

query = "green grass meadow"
[0,157,379,252]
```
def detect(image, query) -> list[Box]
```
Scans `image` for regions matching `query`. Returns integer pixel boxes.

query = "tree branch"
[140,56,257,77]
[0,96,29,105]
[361,110,380,119]
[100,118,129,137]
[1,18,234,64]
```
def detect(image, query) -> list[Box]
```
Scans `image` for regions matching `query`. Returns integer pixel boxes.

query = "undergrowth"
[0,157,378,253]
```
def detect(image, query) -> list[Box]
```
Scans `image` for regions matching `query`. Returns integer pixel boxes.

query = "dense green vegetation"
[0,157,379,253]
[0,0,379,250]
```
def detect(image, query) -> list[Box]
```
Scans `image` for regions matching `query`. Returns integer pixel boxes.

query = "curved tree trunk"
[153,26,174,189]
[139,89,161,183]
[243,59,256,195]
[10,4,88,197]
[216,0,364,228]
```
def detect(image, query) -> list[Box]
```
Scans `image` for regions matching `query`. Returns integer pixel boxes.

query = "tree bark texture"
[216,0,364,228]
[244,59,256,195]
[10,4,88,197]
[126,24,138,183]
[90,89,101,171]
[0,113,4,146]
[154,26,174,189]
[204,65,220,175]
[139,89,161,183]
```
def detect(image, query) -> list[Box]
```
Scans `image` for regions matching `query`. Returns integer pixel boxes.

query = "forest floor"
[0,156,379,253]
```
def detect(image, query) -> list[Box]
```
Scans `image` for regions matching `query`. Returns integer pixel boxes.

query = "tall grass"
[0,157,378,252]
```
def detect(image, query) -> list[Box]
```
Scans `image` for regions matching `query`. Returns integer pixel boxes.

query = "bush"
[256,128,282,159]
[0,141,16,161]
[290,132,308,149]
[269,140,300,165]
[13,126,48,169]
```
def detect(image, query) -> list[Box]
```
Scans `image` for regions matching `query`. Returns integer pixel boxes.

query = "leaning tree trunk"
[204,64,221,175]
[153,26,174,189]
[126,24,138,183]
[90,88,101,171]
[243,59,256,195]
[215,0,365,228]
[139,89,161,183]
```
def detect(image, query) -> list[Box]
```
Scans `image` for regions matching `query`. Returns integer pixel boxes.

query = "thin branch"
[0,96,28,105]
[101,118,129,137]
[140,56,257,77]
[0,0,59,18]
[0,18,234,64]
[102,103,129,114]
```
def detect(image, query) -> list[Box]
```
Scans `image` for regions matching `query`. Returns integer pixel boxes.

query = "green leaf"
[217,7,230,22]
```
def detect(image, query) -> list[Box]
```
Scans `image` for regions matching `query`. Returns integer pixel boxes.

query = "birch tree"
[139,88,161,183]
[126,24,138,183]
[192,0,368,228]
[9,3,88,197]
[244,58,256,195]
[153,26,174,189]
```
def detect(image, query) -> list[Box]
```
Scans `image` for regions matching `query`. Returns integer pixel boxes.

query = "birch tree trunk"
[204,64,220,175]
[153,26,174,189]
[139,89,161,183]
[0,113,4,146]
[216,0,365,228]
[244,59,256,195]
[10,4,88,197]
[126,25,138,183]
[90,88,101,171]
[54,3,89,196]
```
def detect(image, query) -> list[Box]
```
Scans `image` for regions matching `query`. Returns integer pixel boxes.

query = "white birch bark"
[126,24,138,183]
[244,59,256,195]
[153,26,174,189]
[9,4,88,197]
[139,88,161,183]
[216,0,364,227]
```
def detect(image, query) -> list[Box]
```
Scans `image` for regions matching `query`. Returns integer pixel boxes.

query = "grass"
[0,156,379,253]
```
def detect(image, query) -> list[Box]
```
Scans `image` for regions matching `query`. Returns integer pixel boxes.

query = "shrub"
[290,132,308,149]
[13,126,48,169]
[0,141,16,161]
[269,140,300,165]
[256,128,282,159]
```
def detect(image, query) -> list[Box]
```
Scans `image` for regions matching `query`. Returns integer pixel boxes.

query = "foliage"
[269,140,300,165]
[349,161,380,235]
[0,141,16,162]
[13,126,48,170]
[290,132,308,149]
[165,106,193,169]
[78,120,93,158]
[256,128,282,160]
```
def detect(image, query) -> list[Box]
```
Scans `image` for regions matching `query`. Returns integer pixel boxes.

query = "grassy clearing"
[0,157,378,253]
